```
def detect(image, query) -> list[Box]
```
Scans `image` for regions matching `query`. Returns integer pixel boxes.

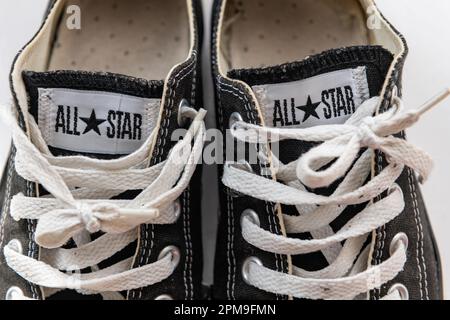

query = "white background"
[0,0,449,296]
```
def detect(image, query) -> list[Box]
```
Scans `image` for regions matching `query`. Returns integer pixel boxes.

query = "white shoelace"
[223,89,449,300]
[1,104,206,300]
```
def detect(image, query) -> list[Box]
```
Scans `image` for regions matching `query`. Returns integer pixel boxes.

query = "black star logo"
[80,110,106,135]
[296,95,321,122]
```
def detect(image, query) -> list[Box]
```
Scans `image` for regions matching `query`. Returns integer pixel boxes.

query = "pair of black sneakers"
[0,0,445,300]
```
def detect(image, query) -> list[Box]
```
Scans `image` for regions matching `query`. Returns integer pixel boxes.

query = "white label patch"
[37,88,161,154]
[253,67,370,128]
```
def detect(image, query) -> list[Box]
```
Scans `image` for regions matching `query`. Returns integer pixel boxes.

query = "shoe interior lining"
[48,0,190,79]
[221,0,370,71]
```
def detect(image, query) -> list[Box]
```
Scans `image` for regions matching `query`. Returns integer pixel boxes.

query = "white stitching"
[0,153,14,250]
[219,82,248,300]
[229,191,236,300]
[180,63,194,297]
[26,180,38,299]
[133,54,197,299]
[144,56,196,264]
[217,77,234,300]
[225,189,233,300]
[0,153,38,298]
[182,188,189,299]
[373,151,385,300]
[242,94,282,299]
[157,56,197,158]
[216,76,234,300]
[187,53,197,300]
[408,168,429,299]
[186,187,194,299]
[219,79,286,299]
[182,186,194,299]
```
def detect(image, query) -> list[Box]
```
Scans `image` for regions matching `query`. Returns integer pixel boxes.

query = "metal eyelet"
[155,294,174,300]
[8,239,23,254]
[177,99,191,127]
[240,209,260,229]
[388,283,409,300]
[5,286,23,300]
[229,112,243,129]
[242,257,263,285]
[389,232,409,256]
[158,245,181,268]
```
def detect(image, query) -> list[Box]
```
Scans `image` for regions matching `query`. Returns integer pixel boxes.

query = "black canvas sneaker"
[0,0,204,300]
[212,0,446,300]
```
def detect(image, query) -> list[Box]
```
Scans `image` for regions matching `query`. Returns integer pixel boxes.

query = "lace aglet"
[417,88,450,116]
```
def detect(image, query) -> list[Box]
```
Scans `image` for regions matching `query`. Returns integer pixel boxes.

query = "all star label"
[37,88,161,154]
[252,67,370,128]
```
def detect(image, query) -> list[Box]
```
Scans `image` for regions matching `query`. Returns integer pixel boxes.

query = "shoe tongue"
[22,70,164,159]
[228,46,394,164]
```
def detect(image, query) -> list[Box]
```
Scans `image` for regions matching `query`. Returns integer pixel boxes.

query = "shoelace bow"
[223,89,450,300]
[1,104,206,299]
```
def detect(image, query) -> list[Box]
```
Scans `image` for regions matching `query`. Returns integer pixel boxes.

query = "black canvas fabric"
[211,0,288,300]
[228,45,393,162]
[0,0,205,300]
[127,0,205,301]
[368,7,442,299]
[211,0,442,300]
[19,70,164,300]
[229,46,394,273]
